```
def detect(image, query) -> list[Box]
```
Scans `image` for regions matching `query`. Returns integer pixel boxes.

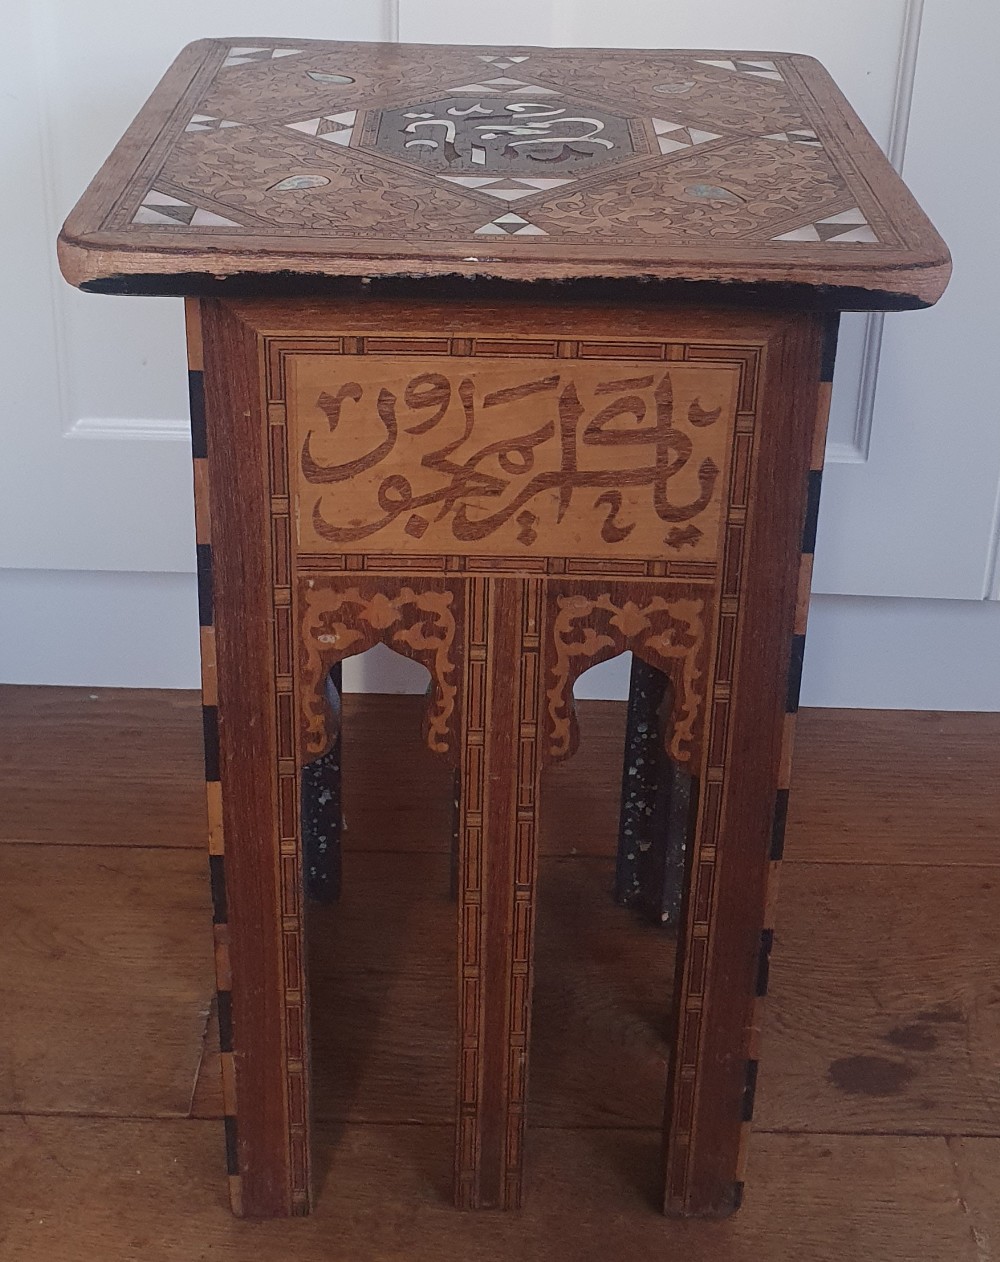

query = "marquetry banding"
[260,371,313,1212]
[186,299,243,1217]
[193,461,212,544]
[220,1050,237,1114]
[764,860,782,929]
[214,922,233,990]
[661,343,765,1212]
[198,622,217,698]
[779,714,797,789]
[794,554,814,637]
[812,383,833,471]
[196,544,214,628]
[739,322,837,1198]
[184,298,203,371]
[206,778,224,855]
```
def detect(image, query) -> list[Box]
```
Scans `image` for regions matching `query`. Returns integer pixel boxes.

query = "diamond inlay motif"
[62,36,951,301]
[117,44,893,251]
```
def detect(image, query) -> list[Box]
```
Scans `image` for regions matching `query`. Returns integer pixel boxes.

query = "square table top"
[58,38,950,308]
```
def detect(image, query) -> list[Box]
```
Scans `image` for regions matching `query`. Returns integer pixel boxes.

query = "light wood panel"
[288,352,738,559]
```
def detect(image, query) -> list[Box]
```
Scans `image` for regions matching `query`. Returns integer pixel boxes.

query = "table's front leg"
[661,314,835,1216]
[191,302,311,1217]
[454,576,545,1210]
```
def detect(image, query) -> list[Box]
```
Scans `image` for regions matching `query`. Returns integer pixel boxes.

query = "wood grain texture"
[662,313,824,1215]
[193,294,821,1217]
[2,691,998,1258]
[0,1121,987,1262]
[787,710,1000,866]
[756,863,1000,1136]
[57,39,950,306]
[0,844,213,1118]
[287,351,738,560]
[190,853,1000,1140]
[0,685,204,848]
[7,694,988,867]
[201,300,304,1215]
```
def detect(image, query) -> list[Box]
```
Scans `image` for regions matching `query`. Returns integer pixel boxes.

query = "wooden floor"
[0,687,997,1261]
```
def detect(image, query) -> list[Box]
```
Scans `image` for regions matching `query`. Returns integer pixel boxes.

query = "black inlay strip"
[771,788,789,861]
[786,635,806,714]
[189,370,207,458]
[202,705,220,782]
[742,1059,759,1122]
[801,470,823,554]
[732,1181,745,1211]
[756,928,775,997]
[196,543,214,627]
[820,313,841,382]
[224,1115,239,1176]
[217,990,233,1053]
[209,854,228,925]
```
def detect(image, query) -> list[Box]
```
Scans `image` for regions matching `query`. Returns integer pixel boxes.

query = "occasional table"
[59,37,949,1221]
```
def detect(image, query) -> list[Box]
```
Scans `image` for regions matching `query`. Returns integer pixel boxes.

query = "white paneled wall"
[2,0,998,706]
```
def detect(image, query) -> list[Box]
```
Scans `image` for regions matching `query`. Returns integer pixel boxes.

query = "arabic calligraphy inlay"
[287,352,740,559]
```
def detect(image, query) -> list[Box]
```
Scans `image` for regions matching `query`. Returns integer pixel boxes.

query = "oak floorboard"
[192,852,676,1128]
[757,862,1000,1135]
[0,686,629,858]
[0,1120,980,1262]
[192,854,1000,1138]
[0,686,205,849]
[787,709,1000,866]
[6,688,994,866]
[946,1137,1000,1254]
[339,694,627,858]
[0,844,214,1117]
[3,689,998,1257]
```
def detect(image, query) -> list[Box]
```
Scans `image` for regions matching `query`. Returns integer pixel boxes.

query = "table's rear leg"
[615,656,691,928]
[302,663,343,904]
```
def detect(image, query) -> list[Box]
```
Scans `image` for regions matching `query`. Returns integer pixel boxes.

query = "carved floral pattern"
[107,39,885,252]
[539,140,843,242]
[298,580,461,758]
[545,588,707,766]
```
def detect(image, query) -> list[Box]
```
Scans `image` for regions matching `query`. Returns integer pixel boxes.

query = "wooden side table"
[59,38,949,1221]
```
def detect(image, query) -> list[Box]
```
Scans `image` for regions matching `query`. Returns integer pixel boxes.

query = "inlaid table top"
[59,38,949,307]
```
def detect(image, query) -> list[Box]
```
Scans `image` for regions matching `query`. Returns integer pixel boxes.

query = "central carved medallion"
[371,93,635,184]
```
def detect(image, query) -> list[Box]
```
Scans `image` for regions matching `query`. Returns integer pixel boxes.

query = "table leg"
[301,662,342,904]
[194,301,311,1216]
[615,656,691,928]
[454,576,544,1209]
[661,313,835,1216]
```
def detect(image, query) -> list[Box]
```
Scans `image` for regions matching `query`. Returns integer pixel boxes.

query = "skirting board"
[0,568,998,710]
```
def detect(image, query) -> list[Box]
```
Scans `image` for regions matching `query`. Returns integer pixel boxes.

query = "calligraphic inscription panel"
[287,351,739,560]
